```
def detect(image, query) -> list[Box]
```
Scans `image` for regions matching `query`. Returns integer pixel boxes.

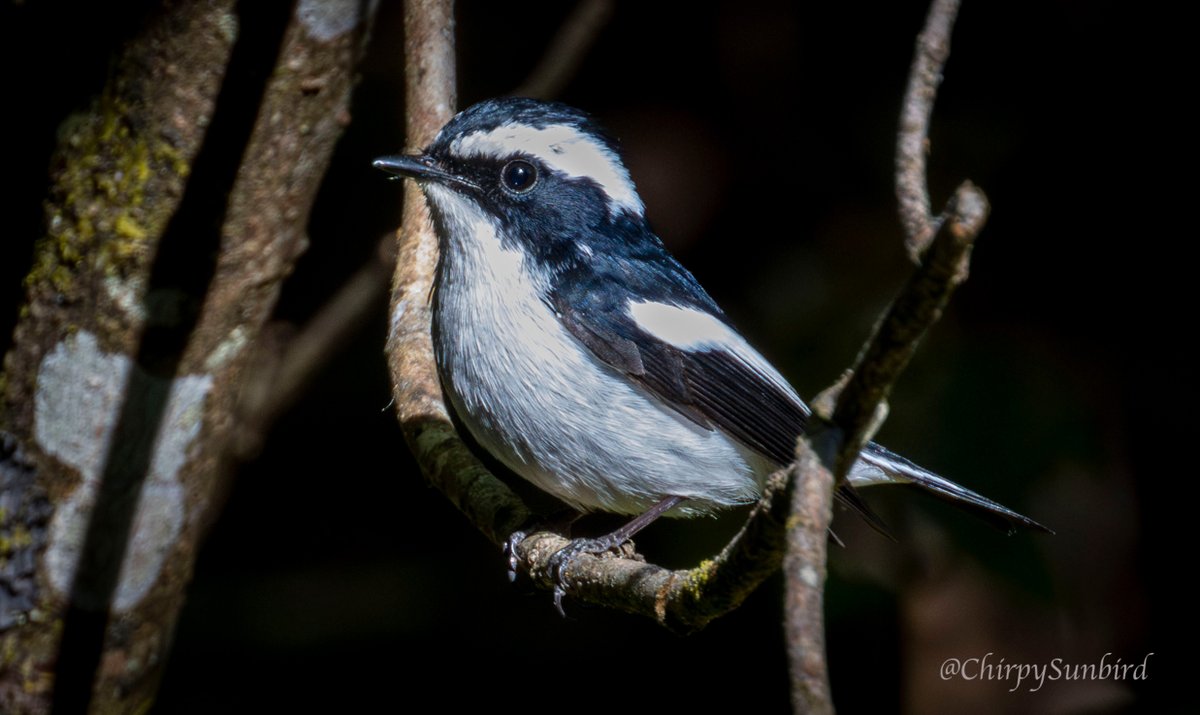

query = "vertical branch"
[783,437,836,715]
[897,0,971,231]
[386,0,532,544]
[385,0,455,426]
[386,0,456,424]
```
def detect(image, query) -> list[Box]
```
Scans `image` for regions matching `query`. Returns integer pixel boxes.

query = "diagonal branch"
[829,181,987,481]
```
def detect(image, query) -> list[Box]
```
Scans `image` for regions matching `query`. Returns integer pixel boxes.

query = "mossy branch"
[1,2,377,711]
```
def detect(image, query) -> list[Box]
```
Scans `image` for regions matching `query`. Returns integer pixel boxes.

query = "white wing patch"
[450,123,644,216]
[627,300,736,350]
[627,299,807,408]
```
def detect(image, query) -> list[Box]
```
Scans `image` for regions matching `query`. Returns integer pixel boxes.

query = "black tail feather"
[858,443,1053,535]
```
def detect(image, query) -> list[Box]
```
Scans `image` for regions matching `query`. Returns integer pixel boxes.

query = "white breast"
[424,184,766,516]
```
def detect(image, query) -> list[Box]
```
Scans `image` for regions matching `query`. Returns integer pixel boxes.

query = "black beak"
[372,154,478,192]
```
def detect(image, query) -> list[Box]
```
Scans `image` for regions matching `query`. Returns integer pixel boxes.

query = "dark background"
[1,0,1188,712]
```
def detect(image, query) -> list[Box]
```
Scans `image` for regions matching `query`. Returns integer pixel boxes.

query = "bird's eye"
[501,160,538,194]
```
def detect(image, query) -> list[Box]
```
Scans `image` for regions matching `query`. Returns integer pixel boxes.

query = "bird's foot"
[505,528,631,615]
[546,533,630,616]
[503,508,583,582]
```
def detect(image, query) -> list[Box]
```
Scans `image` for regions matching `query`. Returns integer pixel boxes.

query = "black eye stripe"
[501,160,538,194]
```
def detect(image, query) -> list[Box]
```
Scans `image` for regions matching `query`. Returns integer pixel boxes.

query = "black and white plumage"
[376,97,1048,537]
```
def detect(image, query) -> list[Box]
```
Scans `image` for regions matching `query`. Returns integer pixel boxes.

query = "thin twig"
[512,0,614,100]
[896,0,961,261]
[272,236,397,415]
[833,0,986,482]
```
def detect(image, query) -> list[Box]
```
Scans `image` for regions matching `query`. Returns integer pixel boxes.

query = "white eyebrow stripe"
[450,123,645,216]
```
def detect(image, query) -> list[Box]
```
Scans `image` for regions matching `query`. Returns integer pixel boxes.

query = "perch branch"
[514,465,798,633]
[385,0,536,547]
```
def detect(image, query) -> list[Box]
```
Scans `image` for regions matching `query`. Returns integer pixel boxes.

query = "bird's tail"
[851,442,1053,534]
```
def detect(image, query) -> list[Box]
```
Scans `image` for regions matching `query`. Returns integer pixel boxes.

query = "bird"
[374,97,1049,584]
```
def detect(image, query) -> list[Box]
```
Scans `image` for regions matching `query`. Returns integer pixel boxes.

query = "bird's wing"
[549,267,808,467]
[549,250,896,534]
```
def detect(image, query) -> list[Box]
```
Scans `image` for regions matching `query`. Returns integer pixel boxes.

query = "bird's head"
[375,98,649,269]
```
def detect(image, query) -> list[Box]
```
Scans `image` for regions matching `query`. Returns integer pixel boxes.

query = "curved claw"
[545,536,623,616]
[553,585,568,617]
[503,530,528,582]
[503,508,585,583]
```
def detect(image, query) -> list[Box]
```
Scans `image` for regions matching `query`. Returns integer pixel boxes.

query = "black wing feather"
[684,350,806,463]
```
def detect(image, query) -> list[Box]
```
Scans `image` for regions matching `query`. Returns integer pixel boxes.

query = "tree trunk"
[0,2,376,711]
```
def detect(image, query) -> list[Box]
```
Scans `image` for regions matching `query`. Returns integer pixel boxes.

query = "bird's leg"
[547,495,686,614]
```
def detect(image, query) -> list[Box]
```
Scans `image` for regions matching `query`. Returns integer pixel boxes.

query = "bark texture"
[0,1,376,711]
